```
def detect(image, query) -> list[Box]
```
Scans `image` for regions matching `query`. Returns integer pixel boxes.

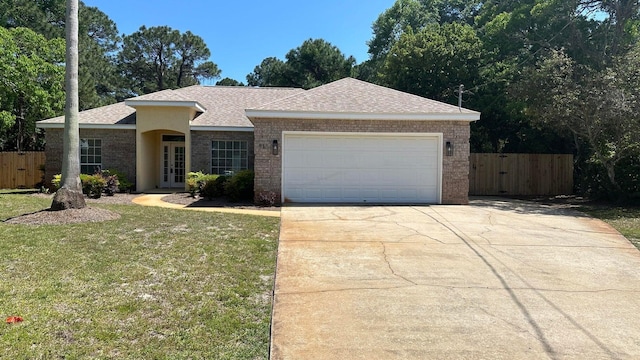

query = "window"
[211,140,248,175]
[80,138,102,174]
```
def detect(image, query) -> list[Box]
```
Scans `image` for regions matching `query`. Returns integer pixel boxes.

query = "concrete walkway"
[271,199,640,359]
[131,194,280,217]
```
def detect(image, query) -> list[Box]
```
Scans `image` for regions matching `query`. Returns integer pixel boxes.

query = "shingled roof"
[37,102,137,128]
[37,78,480,128]
[38,85,304,128]
[178,86,303,128]
[246,77,480,121]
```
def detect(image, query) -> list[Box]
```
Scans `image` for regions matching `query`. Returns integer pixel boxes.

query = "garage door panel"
[283,133,441,203]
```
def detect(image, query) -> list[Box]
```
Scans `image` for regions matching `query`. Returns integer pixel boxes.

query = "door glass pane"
[174,146,185,184]
[163,146,169,182]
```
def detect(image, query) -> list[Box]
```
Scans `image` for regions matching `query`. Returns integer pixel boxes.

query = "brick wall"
[44,128,136,189]
[251,118,471,205]
[190,131,255,173]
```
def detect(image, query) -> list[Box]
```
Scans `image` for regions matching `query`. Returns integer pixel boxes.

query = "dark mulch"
[161,192,280,211]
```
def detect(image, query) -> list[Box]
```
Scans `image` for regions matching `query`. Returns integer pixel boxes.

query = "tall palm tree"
[51,0,85,210]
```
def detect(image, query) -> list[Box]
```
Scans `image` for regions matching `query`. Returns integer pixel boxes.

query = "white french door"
[161,142,185,188]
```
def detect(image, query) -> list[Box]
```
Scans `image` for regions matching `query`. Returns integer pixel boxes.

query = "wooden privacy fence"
[469,153,574,196]
[0,152,46,189]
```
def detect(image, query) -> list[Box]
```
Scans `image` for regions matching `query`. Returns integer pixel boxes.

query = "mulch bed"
[5,192,278,226]
[161,192,280,211]
[4,193,138,225]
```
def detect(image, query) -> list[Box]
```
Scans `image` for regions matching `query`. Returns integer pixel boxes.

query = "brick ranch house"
[37,78,480,204]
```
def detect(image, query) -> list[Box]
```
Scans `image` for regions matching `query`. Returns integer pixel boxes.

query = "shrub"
[100,170,120,196]
[224,170,254,202]
[52,172,113,198]
[187,171,205,197]
[105,169,132,193]
[187,172,221,198]
[200,175,227,200]
[51,174,62,190]
[81,174,106,198]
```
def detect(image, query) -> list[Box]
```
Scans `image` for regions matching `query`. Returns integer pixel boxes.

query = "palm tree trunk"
[51,0,85,210]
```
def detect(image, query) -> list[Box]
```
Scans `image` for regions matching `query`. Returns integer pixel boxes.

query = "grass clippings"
[0,193,279,359]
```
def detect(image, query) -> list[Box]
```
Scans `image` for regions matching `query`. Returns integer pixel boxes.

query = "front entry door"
[161,142,185,188]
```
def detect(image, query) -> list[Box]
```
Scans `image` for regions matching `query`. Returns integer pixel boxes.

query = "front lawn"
[0,194,279,359]
[581,205,640,249]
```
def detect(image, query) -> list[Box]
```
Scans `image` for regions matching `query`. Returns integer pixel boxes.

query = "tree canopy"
[118,26,220,96]
[216,77,245,86]
[0,2,221,150]
[0,0,120,110]
[0,26,65,151]
[246,39,355,89]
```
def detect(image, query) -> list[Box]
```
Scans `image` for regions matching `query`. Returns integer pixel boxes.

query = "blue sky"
[83,0,395,84]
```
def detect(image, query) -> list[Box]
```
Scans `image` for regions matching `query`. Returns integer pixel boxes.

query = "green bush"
[185,171,254,201]
[100,170,120,196]
[52,172,114,198]
[224,170,254,202]
[186,171,202,194]
[187,172,221,198]
[187,171,204,197]
[105,169,132,193]
[51,174,61,190]
[200,175,227,200]
[81,174,107,198]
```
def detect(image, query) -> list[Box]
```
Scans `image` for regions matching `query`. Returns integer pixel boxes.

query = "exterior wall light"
[446,141,453,156]
[272,140,279,155]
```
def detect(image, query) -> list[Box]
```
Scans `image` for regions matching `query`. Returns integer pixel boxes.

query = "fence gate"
[469,153,573,196]
[0,152,46,189]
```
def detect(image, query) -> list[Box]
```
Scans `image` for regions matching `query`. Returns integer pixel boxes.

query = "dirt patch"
[161,192,280,211]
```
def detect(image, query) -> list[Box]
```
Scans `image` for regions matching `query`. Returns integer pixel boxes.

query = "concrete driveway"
[270,199,640,359]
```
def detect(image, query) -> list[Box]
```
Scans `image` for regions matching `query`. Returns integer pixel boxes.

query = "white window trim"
[80,138,102,174]
[211,140,249,175]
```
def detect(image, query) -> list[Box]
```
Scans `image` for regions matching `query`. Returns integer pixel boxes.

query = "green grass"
[580,205,640,249]
[0,194,279,359]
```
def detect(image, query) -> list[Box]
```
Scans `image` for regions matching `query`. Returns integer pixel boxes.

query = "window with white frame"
[80,138,102,174]
[211,140,248,175]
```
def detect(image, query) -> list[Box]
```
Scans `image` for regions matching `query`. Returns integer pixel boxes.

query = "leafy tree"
[578,0,640,57]
[0,26,65,151]
[246,39,354,89]
[118,26,220,96]
[0,0,66,38]
[216,77,245,86]
[381,23,483,102]
[0,0,121,110]
[77,4,120,109]
[51,0,85,210]
[516,49,640,196]
[175,31,220,87]
[368,0,480,62]
[246,57,289,87]
[284,38,355,89]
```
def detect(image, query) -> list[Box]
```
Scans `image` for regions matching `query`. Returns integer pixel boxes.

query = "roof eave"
[36,123,136,130]
[191,126,254,132]
[245,110,480,122]
[124,99,206,112]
